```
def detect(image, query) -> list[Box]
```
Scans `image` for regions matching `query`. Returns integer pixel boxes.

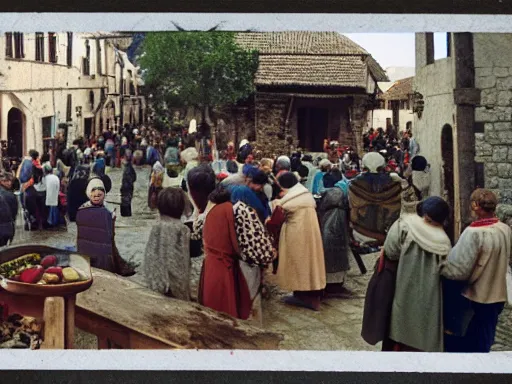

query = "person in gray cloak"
[316,182,351,296]
[382,196,452,352]
[143,187,192,301]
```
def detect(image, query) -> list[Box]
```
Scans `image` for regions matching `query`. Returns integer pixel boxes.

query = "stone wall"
[254,93,289,157]
[473,33,512,204]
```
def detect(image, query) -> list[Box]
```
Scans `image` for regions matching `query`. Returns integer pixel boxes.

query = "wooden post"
[41,297,65,349]
[65,295,76,349]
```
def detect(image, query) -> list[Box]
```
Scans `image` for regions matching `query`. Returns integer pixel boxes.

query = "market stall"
[0,245,93,349]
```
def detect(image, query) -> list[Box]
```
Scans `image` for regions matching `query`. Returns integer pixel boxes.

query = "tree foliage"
[139,32,259,124]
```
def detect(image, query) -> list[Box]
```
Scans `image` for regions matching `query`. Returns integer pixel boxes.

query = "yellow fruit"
[62,267,80,282]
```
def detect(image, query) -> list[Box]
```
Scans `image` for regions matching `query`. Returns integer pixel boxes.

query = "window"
[96,40,102,75]
[66,94,72,122]
[42,117,53,139]
[13,32,24,59]
[89,91,95,110]
[67,32,73,67]
[35,32,44,61]
[48,32,57,63]
[83,40,90,75]
[5,33,13,58]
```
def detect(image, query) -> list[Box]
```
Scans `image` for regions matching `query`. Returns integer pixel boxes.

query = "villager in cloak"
[301,155,318,193]
[0,170,18,246]
[180,147,200,192]
[144,187,192,301]
[401,155,431,215]
[348,152,402,243]
[440,189,511,353]
[148,161,165,210]
[312,159,331,195]
[120,151,137,217]
[273,172,326,311]
[190,168,275,320]
[317,184,351,295]
[76,178,136,276]
[42,162,61,227]
[382,196,452,352]
[66,165,91,222]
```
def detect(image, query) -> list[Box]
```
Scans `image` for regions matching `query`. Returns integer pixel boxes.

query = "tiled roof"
[382,76,414,100]
[254,55,367,88]
[235,31,368,55]
[235,32,389,87]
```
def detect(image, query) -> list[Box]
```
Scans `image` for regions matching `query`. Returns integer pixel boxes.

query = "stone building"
[0,31,146,158]
[212,32,388,157]
[414,33,512,240]
[371,76,414,132]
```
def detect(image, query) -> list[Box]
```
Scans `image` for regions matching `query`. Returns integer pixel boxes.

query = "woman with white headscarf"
[148,161,165,210]
[76,178,136,276]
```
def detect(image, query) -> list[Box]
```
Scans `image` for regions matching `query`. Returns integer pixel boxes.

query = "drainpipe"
[114,48,125,129]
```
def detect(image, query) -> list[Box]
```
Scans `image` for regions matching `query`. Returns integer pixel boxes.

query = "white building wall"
[0,32,145,155]
[413,57,456,200]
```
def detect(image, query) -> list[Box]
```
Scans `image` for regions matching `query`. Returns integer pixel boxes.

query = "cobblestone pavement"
[8,167,512,351]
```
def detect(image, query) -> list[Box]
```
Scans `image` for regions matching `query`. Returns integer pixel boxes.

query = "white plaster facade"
[413,57,456,201]
[0,32,146,157]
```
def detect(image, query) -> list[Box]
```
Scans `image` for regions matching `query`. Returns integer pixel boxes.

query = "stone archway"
[7,107,25,159]
[441,124,455,244]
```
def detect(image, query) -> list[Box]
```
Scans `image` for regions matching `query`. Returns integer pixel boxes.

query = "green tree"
[139,31,259,129]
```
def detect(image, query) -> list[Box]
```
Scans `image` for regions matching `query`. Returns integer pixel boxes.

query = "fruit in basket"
[62,267,80,282]
[19,266,44,284]
[40,255,58,268]
[42,273,60,284]
[44,266,63,279]
[0,254,41,278]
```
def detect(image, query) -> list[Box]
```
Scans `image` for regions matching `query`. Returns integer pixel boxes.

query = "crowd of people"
[0,121,510,354]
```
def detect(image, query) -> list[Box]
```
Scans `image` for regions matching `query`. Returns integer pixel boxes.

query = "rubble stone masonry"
[474,64,512,204]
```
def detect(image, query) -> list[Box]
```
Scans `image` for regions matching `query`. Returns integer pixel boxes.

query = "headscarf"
[153,161,165,174]
[188,119,197,134]
[180,147,199,164]
[319,159,332,170]
[362,152,386,173]
[92,158,106,177]
[411,155,428,171]
[229,185,266,222]
[86,177,106,198]
[42,162,53,175]
[239,139,249,149]
[418,196,449,225]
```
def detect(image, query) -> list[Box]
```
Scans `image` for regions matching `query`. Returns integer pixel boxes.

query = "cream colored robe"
[275,183,326,292]
[385,214,452,352]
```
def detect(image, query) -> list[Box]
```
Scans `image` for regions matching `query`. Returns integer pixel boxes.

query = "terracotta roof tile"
[382,76,414,100]
[235,32,389,87]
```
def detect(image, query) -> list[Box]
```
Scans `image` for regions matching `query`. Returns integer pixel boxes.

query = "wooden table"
[75,268,283,350]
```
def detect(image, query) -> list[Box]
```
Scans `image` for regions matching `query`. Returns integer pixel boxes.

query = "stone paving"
[7,167,512,351]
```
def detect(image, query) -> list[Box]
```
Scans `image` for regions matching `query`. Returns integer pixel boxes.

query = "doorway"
[441,124,455,244]
[84,118,93,138]
[297,107,328,152]
[7,108,24,159]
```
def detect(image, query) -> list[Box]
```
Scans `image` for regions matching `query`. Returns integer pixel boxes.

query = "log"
[76,268,283,350]
[41,297,65,349]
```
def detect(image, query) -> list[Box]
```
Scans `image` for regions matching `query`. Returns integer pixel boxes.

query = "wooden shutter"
[96,40,102,75]
[66,94,72,122]
[5,33,12,58]
[14,32,24,59]
[67,32,73,67]
[35,32,44,61]
[48,32,57,63]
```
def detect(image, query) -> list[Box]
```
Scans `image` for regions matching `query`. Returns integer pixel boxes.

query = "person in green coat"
[383,196,452,352]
